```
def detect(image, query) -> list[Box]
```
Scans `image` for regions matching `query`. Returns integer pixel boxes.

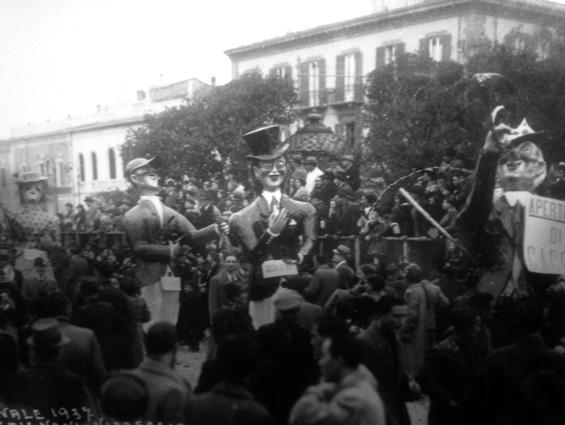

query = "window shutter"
[376,46,385,68]
[354,51,363,102]
[336,55,345,101]
[318,59,327,105]
[441,34,452,61]
[395,43,405,60]
[299,62,309,106]
[419,37,429,57]
[284,65,293,81]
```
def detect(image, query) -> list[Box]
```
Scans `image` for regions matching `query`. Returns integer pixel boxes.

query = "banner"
[523,195,565,275]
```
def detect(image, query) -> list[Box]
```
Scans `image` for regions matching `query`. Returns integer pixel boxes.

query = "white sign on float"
[523,195,565,275]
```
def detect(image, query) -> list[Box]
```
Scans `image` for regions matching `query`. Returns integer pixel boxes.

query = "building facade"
[225,0,565,148]
[0,78,210,213]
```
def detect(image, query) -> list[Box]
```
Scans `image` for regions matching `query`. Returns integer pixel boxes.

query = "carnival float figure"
[229,125,316,328]
[12,171,59,282]
[456,106,552,297]
[123,157,227,328]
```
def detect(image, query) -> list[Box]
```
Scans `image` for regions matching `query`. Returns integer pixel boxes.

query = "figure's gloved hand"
[217,220,230,235]
[484,123,512,153]
[268,208,288,236]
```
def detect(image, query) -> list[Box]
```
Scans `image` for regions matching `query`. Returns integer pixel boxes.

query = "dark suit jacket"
[123,199,218,287]
[229,195,316,300]
[57,317,106,391]
[357,322,411,425]
[305,264,340,307]
[5,362,94,417]
[186,381,274,425]
[73,300,126,370]
[132,358,192,425]
[456,150,554,296]
[336,261,357,289]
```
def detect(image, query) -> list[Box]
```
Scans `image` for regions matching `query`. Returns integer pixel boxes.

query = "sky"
[0,0,371,138]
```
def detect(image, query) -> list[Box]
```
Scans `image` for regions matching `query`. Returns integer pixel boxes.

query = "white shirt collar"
[262,190,282,204]
[503,191,532,207]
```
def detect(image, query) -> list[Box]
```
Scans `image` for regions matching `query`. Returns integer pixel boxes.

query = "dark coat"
[131,358,192,425]
[336,261,357,290]
[73,299,126,370]
[257,319,317,425]
[186,381,274,425]
[357,322,411,425]
[4,362,94,418]
[305,264,340,307]
[462,333,565,425]
[123,199,218,287]
[418,335,482,424]
[57,317,106,392]
[229,195,316,301]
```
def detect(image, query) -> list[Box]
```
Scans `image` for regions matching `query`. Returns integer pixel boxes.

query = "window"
[384,45,396,66]
[108,148,116,179]
[299,59,326,106]
[345,122,356,146]
[91,152,98,181]
[336,52,363,103]
[420,34,451,62]
[79,154,85,182]
[308,62,320,106]
[270,65,292,80]
[344,54,356,102]
[429,37,442,62]
[376,43,405,68]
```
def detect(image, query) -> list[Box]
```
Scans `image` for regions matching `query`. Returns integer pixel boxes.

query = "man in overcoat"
[229,125,316,328]
[123,157,224,326]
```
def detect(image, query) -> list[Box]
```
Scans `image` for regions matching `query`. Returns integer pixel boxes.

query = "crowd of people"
[1,149,565,425]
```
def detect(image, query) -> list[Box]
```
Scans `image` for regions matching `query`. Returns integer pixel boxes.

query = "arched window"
[108,148,116,179]
[79,154,85,182]
[91,152,98,181]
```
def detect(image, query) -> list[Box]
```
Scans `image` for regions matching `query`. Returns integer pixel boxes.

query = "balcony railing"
[299,83,364,107]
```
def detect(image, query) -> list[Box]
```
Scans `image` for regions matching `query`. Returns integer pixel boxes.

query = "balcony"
[299,83,365,108]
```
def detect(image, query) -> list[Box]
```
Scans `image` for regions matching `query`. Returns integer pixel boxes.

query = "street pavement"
[175,338,208,387]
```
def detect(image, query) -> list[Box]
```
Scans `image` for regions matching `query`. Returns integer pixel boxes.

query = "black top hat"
[243,125,289,161]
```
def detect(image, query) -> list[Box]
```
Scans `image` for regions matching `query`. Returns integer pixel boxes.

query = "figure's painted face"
[253,156,287,191]
[132,166,160,192]
[498,141,546,191]
[22,183,44,204]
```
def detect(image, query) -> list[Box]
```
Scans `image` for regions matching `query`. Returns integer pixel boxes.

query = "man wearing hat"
[229,125,316,328]
[332,244,356,289]
[258,286,317,424]
[457,114,554,297]
[338,154,360,191]
[304,156,324,196]
[5,318,94,416]
[123,157,226,327]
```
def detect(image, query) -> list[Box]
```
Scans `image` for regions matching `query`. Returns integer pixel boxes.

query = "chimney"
[211,76,216,87]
